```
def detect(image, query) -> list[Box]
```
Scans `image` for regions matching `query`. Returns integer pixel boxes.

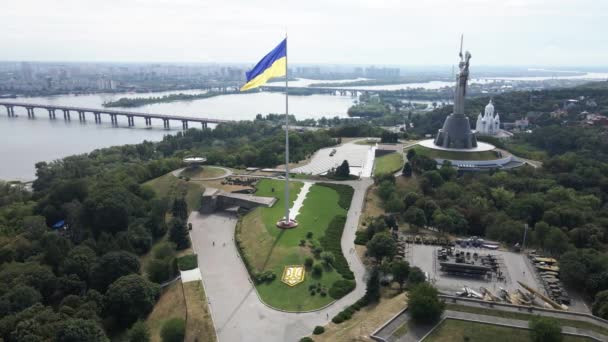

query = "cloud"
[1,0,607,66]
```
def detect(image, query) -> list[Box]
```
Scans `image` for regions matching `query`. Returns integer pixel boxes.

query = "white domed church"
[476,99,500,135]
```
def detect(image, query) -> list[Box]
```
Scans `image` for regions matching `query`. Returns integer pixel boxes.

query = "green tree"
[438,161,457,181]
[366,232,396,261]
[403,192,420,209]
[529,316,562,342]
[544,228,570,256]
[365,267,381,303]
[320,251,335,267]
[62,245,97,283]
[160,318,185,342]
[592,290,608,319]
[406,148,416,161]
[422,170,444,188]
[403,207,426,228]
[127,320,150,342]
[402,162,412,177]
[490,186,514,210]
[55,318,108,342]
[408,282,444,323]
[408,266,426,285]
[168,218,190,250]
[171,197,188,220]
[391,260,410,290]
[91,251,141,291]
[104,274,160,328]
[335,160,351,178]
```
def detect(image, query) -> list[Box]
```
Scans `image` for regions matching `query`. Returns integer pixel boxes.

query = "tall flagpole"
[283,35,291,224]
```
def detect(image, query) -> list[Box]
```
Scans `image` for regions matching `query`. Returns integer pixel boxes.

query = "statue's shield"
[281,265,305,287]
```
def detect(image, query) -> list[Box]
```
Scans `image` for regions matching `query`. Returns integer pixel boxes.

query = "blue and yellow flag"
[240,38,287,91]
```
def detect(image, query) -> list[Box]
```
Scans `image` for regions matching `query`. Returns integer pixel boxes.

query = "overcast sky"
[2,0,607,67]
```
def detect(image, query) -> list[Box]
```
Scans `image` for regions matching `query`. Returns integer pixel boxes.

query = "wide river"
[0,89,355,181]
[2,72,607,181]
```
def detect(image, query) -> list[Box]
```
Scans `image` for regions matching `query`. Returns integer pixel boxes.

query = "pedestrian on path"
[213,241,215,246]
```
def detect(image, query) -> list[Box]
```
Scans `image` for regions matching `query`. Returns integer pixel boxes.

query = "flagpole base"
[276,218,298,229]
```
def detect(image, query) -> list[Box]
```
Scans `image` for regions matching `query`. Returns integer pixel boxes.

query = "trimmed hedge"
[313,326,325,335]
[176,254,198,271]
[319,215,354,280]
[316,183,354,210]
[332,296,370,324]
[329,279,355,299]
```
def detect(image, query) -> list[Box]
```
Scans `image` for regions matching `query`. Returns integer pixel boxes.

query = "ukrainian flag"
[240,38,287,91]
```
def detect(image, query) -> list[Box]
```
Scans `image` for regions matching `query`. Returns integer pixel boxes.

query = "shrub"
[529,316,562,342]
[160,318,185,342]
[312,263,323,277]
[313,247,323,257]
[329,279,355,299]
[146,258,175,283]
[254,270,276,283]
[320,251,335,266]
[313,326,325,335]
[354,231,369,245]
[300,338,314,342]
[127,320,150,342]
[304,257,314,269]
[177,254,198,271]
[306,232,313,239]
[319,215,354,279]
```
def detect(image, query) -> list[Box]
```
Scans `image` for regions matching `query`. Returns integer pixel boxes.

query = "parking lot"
[407,244,543,295]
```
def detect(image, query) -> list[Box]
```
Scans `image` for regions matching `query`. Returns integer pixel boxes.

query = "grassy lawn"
[183,281,217,342]
[411,145,500,161]
[145,282,186,342]
[143,172,203,211]
[237,179,353,311]
[374,152,404,176]
[446,304,608,336]
[180,166,227,179]
[424,319,592,342]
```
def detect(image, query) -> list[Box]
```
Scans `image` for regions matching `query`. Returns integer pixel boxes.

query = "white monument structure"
[476,99,501,135]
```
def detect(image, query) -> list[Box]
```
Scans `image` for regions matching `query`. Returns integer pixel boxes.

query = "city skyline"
[2,0,608,67]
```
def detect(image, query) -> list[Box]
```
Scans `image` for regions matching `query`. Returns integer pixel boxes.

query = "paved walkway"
[189,178,373,342]
[290,181,312,220]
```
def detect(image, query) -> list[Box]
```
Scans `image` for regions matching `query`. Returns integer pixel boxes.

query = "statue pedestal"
[276,218,298,229]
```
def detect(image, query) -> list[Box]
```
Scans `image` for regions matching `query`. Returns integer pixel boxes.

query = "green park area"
[411,145,499,161]
[374,152,404,176]
[424,319,592,342]
[236,179,355,311]
[143,173,203,211]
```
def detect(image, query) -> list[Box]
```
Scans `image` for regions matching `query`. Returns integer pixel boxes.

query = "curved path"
[188,178,373,342]
[171,166,233,180]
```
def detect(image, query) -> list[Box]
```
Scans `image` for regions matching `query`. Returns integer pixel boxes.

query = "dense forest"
[0,121,340,340]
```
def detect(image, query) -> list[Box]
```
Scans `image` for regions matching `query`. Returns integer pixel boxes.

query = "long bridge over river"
[0,102,232,129]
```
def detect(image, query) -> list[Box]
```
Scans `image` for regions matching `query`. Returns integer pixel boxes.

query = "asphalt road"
[189,178,373,342]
